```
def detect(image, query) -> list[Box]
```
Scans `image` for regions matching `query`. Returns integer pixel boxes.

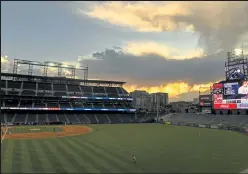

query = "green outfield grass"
[1,124,248,173]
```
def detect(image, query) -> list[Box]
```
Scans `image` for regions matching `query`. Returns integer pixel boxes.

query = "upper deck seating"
[92,103,104,108]
[71,102,83,108]
[21,90,35,96]
[68,92,82,97]
[4,100,19,107]
[93,93,107,97]
[38,83,52,91]
[54,92,67,97]
[6,90,20,95]
[82,93,93,97]
[1,89,6,95]
[1,80,6,88]
[59,102,71,108]
[107,93,119,98]
[33,102,46,108]
[104,103,115,109]
[83,103,93,108]
[105,87,118,94]
[80,86,93,93]
[67,85,81,92]
[23,82,36,90]
[47,102,59,108]
[20,100,33,107]
[53,84,66,91]
[7,81,22,89]
[92,86,106,93]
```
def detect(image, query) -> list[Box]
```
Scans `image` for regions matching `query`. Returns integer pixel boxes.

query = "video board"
[213,80,248,109]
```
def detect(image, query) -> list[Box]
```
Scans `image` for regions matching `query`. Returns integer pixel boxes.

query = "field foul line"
[1,126,8,144]
[240,168,248,173]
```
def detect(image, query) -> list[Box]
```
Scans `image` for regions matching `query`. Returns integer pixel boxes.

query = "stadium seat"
[95,114,110,124]
[7,81,22,89]
[80,86,93,93]
[53,84,66,91]
[23,82,37,90]
[76,114,90,124]
[67,85,81,92]
[38,83,52,91]
[38,113,48,123]
[92,86,106,93]
[14,113,27,123]
[108,114,123,123]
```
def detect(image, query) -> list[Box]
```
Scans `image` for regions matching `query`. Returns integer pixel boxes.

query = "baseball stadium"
[1,55,248,173]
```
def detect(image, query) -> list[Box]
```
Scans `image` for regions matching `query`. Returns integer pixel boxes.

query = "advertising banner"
[237,103,248,109]
[214,103,237,109]
[0,107,136,112]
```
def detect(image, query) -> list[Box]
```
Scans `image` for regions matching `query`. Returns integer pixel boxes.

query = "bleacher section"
[165,113,248,127]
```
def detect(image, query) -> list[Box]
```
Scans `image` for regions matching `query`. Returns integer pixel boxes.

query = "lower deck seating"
[14,113,27,123]
[48,114,58,122]
[27,114,37,123]
[108,114,122,123]
[66,114,80,124]
[118,114,133,123]
[57,114,68,123]
[86,114,98,124]
[76,114,90,124]
[95,114,110,124]
[38,114,47,122]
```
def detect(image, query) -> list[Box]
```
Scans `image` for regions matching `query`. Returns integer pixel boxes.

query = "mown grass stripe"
[70,137,131,173]
[32,140,56,173]
[26,140,45,173]
[85,139,146,173]
[41,139,77,173]
[20,140,33,173]
[11,140,22,173]
[61,137,113,173]
[54,137,102,173]
[1,140,9,173]
[38,140,69,173]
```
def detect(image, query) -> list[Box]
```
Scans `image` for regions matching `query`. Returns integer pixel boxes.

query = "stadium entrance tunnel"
[1,126,92,140]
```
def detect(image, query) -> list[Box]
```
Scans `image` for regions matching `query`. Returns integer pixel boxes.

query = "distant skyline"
[1,1,248,101]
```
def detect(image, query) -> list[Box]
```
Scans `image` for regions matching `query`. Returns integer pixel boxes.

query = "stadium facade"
[0,59,156,125]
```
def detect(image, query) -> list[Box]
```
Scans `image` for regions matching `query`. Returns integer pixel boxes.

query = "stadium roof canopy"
[1,73,126,86]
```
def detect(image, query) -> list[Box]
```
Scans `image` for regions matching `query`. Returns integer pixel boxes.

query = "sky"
[1,1,248,102]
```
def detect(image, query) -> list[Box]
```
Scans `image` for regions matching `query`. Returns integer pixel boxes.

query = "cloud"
[76,47,227,101]
[80,47,224,86]
[79,1,248,53]
[124,41,206,60]
[124,81,214,100]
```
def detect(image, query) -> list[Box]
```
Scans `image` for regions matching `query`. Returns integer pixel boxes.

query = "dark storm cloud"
[80,48,226,86]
